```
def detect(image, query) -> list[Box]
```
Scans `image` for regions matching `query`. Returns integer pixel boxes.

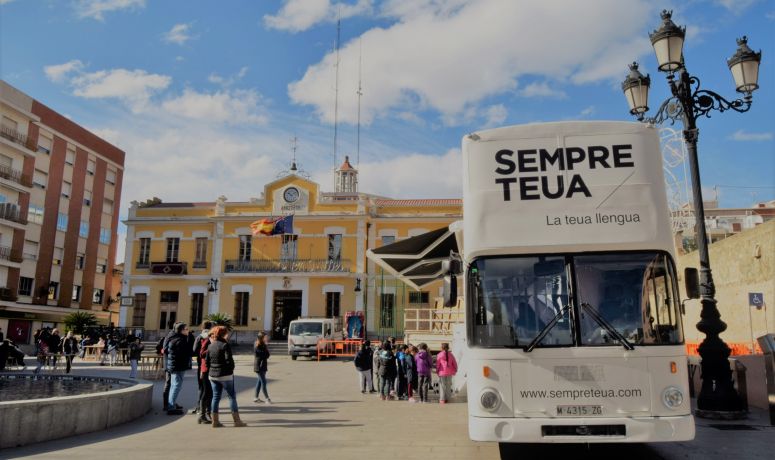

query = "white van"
[287,317,344,360]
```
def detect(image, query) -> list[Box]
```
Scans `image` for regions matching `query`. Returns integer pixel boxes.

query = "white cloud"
[716,0,757,14]
[163,23,195,45]
[289,0,657,126]
[0,0,18,5]
[161,88,268,125]
[208,67,249,87]
[44,60,84,83]
[482,104,507,127]
[397,111,425,125]
[580,106,595,117]
[70,68,171,112]
[519,82,566,99]
[75,0,146,21]
[264,0,373,33]
[729,130,773,141]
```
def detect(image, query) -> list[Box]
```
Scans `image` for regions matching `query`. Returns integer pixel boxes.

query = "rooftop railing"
[224,258,350,273]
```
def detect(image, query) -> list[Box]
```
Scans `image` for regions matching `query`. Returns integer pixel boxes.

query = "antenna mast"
[356,38,363,168]
[332,13,341,189]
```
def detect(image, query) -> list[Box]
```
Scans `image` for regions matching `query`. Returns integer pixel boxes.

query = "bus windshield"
[468,251,684,349]
[289,322,323,336]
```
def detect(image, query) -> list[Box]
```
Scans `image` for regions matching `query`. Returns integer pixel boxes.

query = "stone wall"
[0,377,152,449]
[677,220,774,348]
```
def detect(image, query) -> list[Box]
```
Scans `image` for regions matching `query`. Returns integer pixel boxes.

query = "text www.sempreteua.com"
[519,388,643,400]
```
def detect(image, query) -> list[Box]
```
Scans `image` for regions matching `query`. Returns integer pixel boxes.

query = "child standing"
[436,342,458,404]
[415,343,433,403]
[404,346,418,402]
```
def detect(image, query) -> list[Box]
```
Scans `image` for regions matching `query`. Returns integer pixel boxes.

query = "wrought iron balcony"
[0,165,32,187]
[0,203,26,225]
[0,286,17,301]
[224,258,351,273]
[0,245,23,263]
[149,261,188,275]
[0,124,29,148]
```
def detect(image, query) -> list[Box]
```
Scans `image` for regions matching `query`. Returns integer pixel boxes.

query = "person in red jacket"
[436,342,458,404]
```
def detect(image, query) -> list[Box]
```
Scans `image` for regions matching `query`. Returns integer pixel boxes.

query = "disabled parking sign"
[748,293,764,309]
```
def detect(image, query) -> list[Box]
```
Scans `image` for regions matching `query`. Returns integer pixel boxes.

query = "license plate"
[556,405,603,416]
[301,352,310,356]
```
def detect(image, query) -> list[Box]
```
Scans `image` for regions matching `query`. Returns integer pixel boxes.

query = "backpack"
[155,336,165,354]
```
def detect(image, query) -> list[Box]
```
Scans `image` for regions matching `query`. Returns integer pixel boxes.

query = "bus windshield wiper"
[525,304,570,352]
[581,302,634,350]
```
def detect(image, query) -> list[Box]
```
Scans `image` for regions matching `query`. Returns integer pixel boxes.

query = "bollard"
[757,334,775,425]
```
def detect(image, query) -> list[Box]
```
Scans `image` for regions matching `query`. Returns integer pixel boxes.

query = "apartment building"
[122,158,461,341]
[0,80,124,344]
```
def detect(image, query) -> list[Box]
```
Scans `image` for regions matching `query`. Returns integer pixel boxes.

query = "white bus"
[447,121,695,445]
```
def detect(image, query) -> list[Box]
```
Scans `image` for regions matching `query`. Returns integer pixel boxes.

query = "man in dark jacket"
[192,321,212,419]
[353,341,373,393]
[164,322,191,414]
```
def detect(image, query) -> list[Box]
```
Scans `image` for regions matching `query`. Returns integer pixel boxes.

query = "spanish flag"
[250,218,275,236]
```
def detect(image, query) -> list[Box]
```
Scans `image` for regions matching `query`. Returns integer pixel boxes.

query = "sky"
[1,0,773,262]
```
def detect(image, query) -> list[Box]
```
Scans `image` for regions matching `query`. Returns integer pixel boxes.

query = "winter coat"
[164,333,192,372]
[436,350,458,377]
[353,347,373,371]
[253,343,270,373]
[376,349,397,379]
[47,334,62,354]
[198,338,211,373]
[62,337,79,356]
[128,342,144,360]
[415,350,433,377]
[206,339,235,378]
[403,353,415,382]
[192,330,209,366]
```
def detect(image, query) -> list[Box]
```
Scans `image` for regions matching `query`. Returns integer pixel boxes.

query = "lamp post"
[622,10,762,416]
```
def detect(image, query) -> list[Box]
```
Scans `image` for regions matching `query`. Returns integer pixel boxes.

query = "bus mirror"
[534,259,564,277]
[684,268,700,299]
[441,257,462,275]
[443,275,457,307]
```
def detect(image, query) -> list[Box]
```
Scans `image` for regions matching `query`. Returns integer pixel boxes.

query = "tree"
[64,311,98,335]
[206,313,233,331]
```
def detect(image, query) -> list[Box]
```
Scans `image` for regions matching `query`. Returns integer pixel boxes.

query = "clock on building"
[283,187,300,203]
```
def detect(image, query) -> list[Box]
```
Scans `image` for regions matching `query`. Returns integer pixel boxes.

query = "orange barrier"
[317,339,364,361]
[686,341,762,356]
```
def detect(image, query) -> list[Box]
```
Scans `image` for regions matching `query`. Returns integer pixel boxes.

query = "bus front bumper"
[469,414,694,443]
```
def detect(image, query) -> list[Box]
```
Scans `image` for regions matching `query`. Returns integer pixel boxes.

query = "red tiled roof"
[338,156,355,171]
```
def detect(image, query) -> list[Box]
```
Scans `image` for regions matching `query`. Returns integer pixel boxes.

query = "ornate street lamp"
[622,10,761,417]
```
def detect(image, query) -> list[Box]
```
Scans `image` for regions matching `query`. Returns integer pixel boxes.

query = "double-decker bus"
[453,121,694,445]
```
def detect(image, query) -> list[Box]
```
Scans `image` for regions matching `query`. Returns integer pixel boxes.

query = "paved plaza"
[2,353,773,460]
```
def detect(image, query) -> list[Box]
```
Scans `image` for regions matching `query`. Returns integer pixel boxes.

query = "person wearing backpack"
[436,342,458,404]
[353,340,373,393]
[376,341,397,401]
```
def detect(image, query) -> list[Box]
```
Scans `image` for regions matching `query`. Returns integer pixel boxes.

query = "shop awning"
[366,226,459,290]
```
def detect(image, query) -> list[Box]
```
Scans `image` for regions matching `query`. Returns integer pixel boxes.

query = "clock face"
[283,187,300,203]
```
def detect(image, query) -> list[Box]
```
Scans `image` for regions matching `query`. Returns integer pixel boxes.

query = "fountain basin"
[0,374,152,449]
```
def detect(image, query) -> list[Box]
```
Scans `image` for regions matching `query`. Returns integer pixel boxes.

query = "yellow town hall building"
[121,158,461,342]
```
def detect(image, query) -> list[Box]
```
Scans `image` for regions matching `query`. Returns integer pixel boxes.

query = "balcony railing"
[224,258,351,273]
[149,261,188,275]
[0,286,18,301]
[0,164,32,187]
[0,203,27,225]
[0,245,23,263]
[0,124,29,148]
[135,261,150,269]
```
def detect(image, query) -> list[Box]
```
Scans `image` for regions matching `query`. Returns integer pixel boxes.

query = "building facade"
[0,80,125,345]
[122,160,461,342]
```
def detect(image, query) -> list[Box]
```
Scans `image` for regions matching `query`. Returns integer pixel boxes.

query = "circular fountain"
[0,374,153,448]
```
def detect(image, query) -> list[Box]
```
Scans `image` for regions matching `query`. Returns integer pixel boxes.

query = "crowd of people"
[354,337,458,404]
[156,320,271,428]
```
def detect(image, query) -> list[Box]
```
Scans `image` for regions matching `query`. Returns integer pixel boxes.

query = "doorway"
[272,290,302,340]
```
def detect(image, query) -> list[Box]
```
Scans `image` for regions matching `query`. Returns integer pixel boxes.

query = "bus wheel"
[291,355,297,361]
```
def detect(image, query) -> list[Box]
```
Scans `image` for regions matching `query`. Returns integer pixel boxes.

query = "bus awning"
[366,227,458,290]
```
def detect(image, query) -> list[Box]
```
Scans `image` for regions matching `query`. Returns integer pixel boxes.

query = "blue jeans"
[168,370,186,408]
[255,372,269,399]
[210,377,239,414]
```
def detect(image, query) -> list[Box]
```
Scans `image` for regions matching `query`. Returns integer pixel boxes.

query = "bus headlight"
[662,386,684,409]
[480,388,501,412]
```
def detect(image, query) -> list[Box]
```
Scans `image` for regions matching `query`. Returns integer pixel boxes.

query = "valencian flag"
[250,215,294,236]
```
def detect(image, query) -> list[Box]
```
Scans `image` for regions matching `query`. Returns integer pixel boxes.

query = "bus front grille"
[541,425,626,437]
